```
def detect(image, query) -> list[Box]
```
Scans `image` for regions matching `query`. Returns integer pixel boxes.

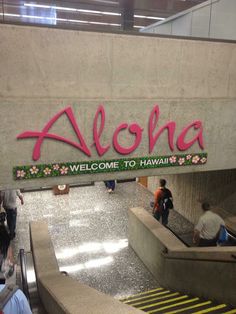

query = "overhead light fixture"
[0,12,120,26]
[134,14,165,21]
[0,13,21,17]
[89,0,119,4]
[24,3,121,16]
[133,25,145,29]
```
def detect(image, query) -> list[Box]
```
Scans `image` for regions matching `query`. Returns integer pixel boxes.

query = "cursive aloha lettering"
[17,104,204,161]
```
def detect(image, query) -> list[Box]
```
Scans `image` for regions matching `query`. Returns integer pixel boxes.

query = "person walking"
[193,202,225,247]
[0,190,24,240]
[0,211,15,282]
[104,180,116,193]
[153,179,173,226]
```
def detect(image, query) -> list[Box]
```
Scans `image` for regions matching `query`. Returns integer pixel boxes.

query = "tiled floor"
[12,181,194,299]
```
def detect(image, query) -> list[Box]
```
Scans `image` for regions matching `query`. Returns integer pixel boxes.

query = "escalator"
[16,249,47,314]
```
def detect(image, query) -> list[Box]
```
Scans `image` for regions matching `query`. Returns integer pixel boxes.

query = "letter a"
[17,107,91,161]
[177,121,204,151]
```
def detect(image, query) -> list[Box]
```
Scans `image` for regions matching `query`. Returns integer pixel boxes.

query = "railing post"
[1,0,4,22]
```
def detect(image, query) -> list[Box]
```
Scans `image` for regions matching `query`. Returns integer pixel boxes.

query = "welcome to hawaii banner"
[14,153,207,180]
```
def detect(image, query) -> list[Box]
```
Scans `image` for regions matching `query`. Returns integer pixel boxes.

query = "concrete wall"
[142,0,236,41]
[148,169,236,224]
[129,207,236,306]
[30,221,143,314]
[0,24,236,189]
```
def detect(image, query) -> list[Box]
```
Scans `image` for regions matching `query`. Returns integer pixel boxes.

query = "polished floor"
[12,181,193,299]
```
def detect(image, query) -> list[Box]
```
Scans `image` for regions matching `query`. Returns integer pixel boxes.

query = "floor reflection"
[14,181,160,298]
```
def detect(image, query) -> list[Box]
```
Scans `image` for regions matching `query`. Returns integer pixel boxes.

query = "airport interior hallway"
[12,181,194,300]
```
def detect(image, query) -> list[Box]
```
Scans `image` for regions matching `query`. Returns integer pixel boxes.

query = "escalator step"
[205,307,236,314]
[165,303,233,314]
[146,297,200,313]
[163,300,213,314]
[120,288,236,314]
[120,288,163,302]
[123,290,171,304]
[191,304,228,313]
[129,292,180,307]
[136,295,190,311]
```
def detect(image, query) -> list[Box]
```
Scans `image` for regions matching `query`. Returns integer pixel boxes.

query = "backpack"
[158,188,173,211]
[218,225,228,245]
[0,284,19,313]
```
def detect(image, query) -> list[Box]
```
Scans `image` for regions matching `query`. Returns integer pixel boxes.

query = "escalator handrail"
[19,249,30,301]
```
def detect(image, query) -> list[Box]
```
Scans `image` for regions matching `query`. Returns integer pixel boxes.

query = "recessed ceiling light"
[24,3,121,16]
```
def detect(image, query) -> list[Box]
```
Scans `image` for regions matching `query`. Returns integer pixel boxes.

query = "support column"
[119,0,134,31]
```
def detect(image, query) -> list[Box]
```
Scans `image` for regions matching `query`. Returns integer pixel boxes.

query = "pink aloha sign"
[17,104,204,161]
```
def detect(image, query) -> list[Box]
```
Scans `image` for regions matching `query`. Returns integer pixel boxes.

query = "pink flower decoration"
[200,157,207,164]
[192,155,200,164]
[29,166,39,174]
[178,158,185,165]
[43,167,51,175]
[60,166,68,175]
[17,170,26,178]
[186,154,192,160]
[53,164,60,170]
[169,156,177,163]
